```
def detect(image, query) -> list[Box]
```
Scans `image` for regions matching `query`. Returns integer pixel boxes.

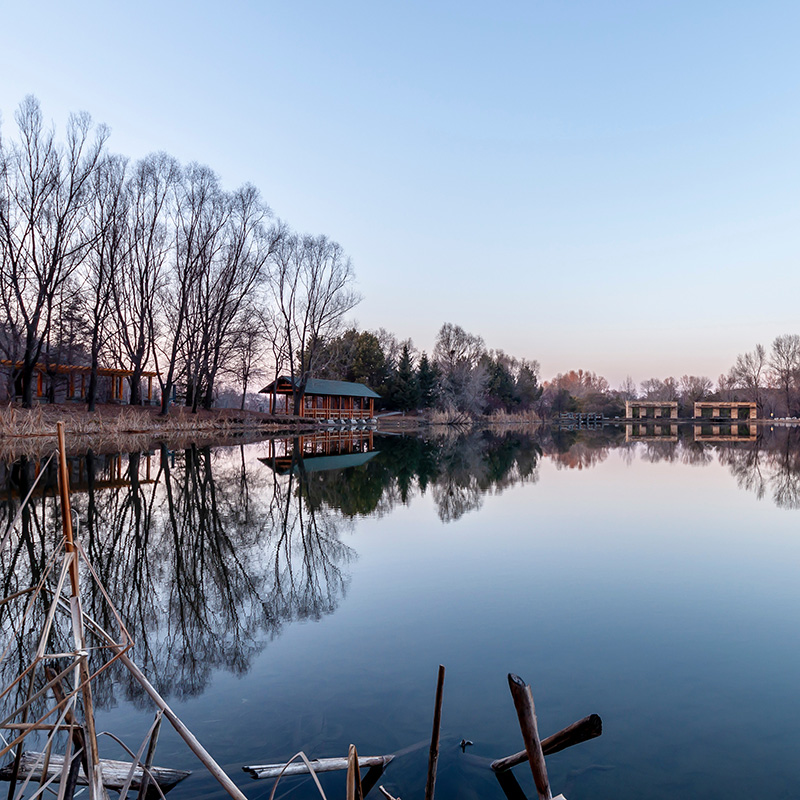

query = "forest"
[2,97,799,421]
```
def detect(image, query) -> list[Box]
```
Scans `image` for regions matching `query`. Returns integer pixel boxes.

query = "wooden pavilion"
[259,376,380,419]
[0,360,158,404]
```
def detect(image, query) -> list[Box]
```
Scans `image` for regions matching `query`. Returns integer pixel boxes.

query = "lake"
[2,424,800,799]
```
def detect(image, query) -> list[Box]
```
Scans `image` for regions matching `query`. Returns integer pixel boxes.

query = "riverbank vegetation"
[2,97,799,428]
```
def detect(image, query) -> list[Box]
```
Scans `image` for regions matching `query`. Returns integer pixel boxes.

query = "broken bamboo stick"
[74,611,248,800]
[346,744,363,800]
[491,714,602,772]
[424,664,445,800]
[507,673,551,800]
[243,755,393,780]
[0,752,190,793]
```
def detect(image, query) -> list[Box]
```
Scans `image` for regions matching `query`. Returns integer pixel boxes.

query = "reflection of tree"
[295,430,542,524]
[1,444,353,709]
[719,427,800,509]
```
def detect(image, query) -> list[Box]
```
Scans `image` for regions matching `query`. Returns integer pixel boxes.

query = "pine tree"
[416,352,439,409]
[392,344,420,411]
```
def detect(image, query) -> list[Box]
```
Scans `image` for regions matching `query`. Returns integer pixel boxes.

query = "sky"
[1,1,798,387]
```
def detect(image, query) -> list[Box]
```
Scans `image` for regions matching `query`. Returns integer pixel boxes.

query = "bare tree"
[679,374,713,408]
[733,343,767,412]
[83,153,129,410]
[769,334,800,416]
[433,322,487,414]
[154,162,228,415]
[192,186,281,410]
[269,233,360,415]
[112,152,179,405]
[618,375,638,401]
[0,96,107,406]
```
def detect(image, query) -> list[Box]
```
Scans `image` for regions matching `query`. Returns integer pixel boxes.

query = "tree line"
[0,96,359,414]
[2,97,798,420]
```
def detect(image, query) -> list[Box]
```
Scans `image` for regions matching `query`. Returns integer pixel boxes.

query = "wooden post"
[507,674,551,800]
[424,665,445,800]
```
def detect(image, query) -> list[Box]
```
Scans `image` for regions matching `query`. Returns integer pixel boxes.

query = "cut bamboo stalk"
[78,614,247,800]
[346,745,363,800]
[424,665,445,800]
[491,714,602,772]
[378,788,399,800]
[136,712,163,800]
[507,674,551,800]
[243,756,393,780]
[0,752,190,792]
[57,421,108,800]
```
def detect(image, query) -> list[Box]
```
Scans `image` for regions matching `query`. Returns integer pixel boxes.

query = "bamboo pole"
[491,714,602,772]
[507,674,551,800]
[424,665,445,800]
[57,422,108,800]
[346,744,363,800]
[77,612,248,800]
[136,712,163,800]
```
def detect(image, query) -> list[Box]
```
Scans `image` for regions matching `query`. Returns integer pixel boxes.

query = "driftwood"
[507,673,552,800]
[424,664,445,800]
[491,714,603,772]
[243,754,393,780]
[0,751,190,793]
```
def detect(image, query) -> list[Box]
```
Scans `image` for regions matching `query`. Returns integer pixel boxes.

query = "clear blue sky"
[2,1,798,386]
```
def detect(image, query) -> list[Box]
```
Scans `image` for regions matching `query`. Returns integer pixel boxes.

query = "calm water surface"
[2,425,800,799]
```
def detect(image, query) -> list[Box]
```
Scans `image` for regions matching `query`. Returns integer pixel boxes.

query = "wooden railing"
[301,407,373,419]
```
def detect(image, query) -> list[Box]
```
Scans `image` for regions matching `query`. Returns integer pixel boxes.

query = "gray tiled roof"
[260,376,381,399]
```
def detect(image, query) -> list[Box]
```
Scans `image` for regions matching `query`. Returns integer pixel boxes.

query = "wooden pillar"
[148,376,153,402]
[369,398,374,418]
[81,373,86,398]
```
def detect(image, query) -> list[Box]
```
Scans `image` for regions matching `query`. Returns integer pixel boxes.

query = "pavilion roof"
[259,376,381,399]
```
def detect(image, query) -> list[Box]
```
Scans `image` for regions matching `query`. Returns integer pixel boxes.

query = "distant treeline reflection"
[1,425,798,708]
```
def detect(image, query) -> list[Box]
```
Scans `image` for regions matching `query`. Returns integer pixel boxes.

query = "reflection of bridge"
[260,430,378,475]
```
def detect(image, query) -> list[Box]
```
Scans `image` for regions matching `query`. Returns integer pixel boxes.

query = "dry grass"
[428,406,473,426]
[0,403,317,460]
[486,408,545,425]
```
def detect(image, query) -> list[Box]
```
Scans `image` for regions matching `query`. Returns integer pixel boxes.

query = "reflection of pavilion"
[0,452,156,500]
[693,423,758,442]
[260,430,378,475]
[625,423,679,442]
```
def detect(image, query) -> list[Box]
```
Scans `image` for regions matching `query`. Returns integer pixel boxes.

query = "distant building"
[259,376,380,419]
[0,360,158,404]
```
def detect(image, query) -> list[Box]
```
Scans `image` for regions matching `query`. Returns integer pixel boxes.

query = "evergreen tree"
[416,352,440,409]
[391,344,420,410]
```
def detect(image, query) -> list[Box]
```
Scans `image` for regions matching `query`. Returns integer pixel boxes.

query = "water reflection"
[2,424,799,710]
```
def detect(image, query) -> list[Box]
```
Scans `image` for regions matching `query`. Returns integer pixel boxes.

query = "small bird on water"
[459,739,474,751]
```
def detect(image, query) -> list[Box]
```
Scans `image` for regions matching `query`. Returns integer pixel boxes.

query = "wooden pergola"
[0,360,158,404]
[259,376,380,419]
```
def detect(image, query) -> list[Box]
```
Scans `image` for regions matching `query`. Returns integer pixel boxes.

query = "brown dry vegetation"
[0,404,317,459]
